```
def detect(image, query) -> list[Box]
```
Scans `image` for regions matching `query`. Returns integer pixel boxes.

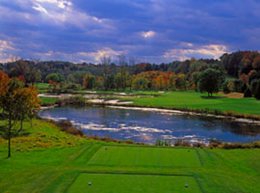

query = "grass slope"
[131,91,260,115]
[40,97,59,106]
[0,119,259,193]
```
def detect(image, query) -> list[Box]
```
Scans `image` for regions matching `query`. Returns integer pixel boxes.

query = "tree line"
[0,51,260,99]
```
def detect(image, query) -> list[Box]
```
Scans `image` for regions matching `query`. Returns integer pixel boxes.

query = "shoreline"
[40,96,260,125]
[83,99,260,125]
[38,103,260,147]
[107,105,260,125]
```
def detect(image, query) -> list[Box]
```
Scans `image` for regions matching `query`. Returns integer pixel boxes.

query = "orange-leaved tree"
[0,71,40,158]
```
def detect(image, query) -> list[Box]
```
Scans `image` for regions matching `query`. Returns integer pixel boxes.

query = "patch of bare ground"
[219,92,244,98]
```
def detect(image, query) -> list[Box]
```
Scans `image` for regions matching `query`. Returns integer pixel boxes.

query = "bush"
[56,120,84,136]
[244,88,252,98]
[59,96,86,106]
[223,80,232,93]
[223,79,245,94]
[251,79,260,100]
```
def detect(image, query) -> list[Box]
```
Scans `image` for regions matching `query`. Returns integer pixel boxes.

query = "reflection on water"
[39,106,260,144]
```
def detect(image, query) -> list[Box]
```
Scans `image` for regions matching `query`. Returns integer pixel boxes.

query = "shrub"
[244,88,252,98]
[56,120,84,136]
[251,79,260,100]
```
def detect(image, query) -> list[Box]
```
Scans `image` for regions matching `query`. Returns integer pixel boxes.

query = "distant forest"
[1,51,260,99]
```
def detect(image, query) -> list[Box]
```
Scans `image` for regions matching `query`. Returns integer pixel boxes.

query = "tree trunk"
[7,114,11,158]
[20,119,23,131]
[30,118,33,128]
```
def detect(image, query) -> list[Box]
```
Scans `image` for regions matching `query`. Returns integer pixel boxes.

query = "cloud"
[34,0,72,9]
[30,0,112,28]
[0,40,17,63]
[0,40,15,51]
[164,44,228,61]
[0,0,259,63]
[32,3,48,14]
[141,31,156,39]
[0,0,114,30]
[35,47,127,63]
[79,48,126,62]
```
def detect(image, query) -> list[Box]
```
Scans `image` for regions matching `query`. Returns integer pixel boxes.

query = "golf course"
[0,119,259,193]
[1,0,260,191]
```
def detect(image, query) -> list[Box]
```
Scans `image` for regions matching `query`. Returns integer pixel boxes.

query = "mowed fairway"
[87,146,201,168]
[0,120,259,193]
[68,173,201,193]
[131,91,260,115]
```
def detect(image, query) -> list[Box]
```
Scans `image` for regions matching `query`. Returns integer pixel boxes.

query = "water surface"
[39,106,260,144]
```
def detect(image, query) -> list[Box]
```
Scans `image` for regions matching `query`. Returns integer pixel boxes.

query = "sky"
[0,0,260,64]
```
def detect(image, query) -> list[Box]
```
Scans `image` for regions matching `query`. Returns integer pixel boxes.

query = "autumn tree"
[132,76,149,90]
[0,72,40,158]
[0,71,10,95]
[15,86,40,130]
[252,56,260,70]
[83,73,95,89]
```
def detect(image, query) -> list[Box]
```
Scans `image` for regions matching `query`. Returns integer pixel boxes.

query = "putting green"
[67,173,202,193]
[87,146,201,168]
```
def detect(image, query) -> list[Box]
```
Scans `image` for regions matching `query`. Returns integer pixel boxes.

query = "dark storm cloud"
[0,0,259,63]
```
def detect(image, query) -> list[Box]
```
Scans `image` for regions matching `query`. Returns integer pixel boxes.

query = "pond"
[39,106,260,144]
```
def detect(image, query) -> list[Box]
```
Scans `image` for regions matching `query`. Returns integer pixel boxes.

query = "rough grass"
[0,119,85,152]
[0,119,259,193]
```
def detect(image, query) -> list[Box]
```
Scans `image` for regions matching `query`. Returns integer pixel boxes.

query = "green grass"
[40,97,59,105]
[0,119,259,193]
[37,89,260,116]
[68,173,201,193]
[130,91,260,115]
[35,82,50,93]
[88,146,201,168]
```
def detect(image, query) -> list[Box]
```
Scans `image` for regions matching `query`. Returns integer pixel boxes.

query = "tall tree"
[198,68,225,97]
[83,73,95,89]
[0,72,40,158]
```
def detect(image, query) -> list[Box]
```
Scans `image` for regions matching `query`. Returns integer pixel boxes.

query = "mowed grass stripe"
[87,146,201,168]
[67,173,202,193]
[72,144,102,165]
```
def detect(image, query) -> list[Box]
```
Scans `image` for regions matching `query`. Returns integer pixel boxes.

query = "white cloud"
[0,40,15,51]
[0,0,113,30]
[36,48,126,63]
[141,31,156,39]
[32,3,49,14]
[0,40,17,63]
[34,0,72,9]
[30,0,113,29]
[164,44,228,61]
[77,48,127,62]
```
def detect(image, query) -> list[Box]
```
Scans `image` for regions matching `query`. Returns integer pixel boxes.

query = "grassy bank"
[35,83,50,94]
[0,119,260,193]
[129,91,260,116]
[39,90,260,117]
[40,97,59,106]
